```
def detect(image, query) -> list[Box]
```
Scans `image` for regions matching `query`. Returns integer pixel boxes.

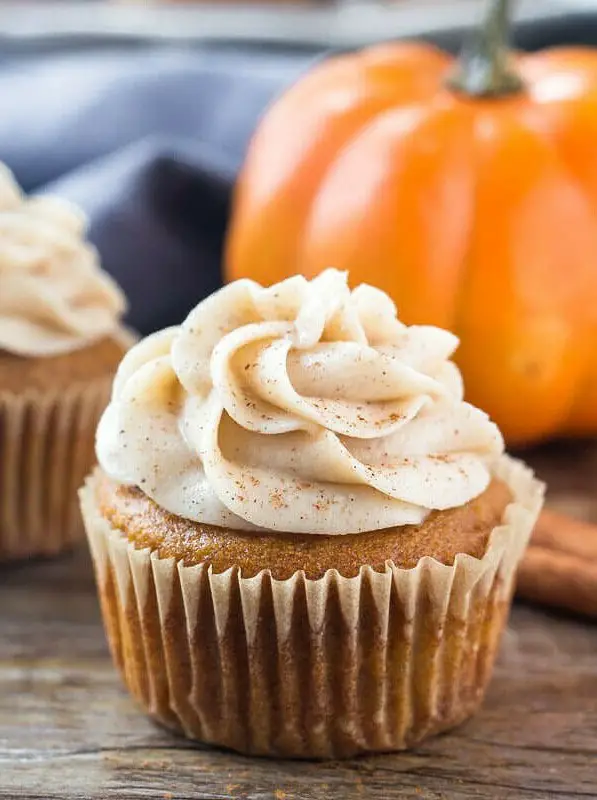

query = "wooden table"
[3,443,597,799]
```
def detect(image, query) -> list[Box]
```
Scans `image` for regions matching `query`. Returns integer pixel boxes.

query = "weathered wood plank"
[2,443,597,799]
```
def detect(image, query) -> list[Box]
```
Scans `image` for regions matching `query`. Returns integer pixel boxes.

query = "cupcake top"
[97,270,504,535]
[0,165,126,357]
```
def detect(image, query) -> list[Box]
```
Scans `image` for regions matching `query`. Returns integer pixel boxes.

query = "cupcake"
[0,165,130,561]
[80,269,543,758]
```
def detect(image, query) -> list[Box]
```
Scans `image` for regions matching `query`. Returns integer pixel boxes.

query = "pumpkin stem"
[447,0,523,98]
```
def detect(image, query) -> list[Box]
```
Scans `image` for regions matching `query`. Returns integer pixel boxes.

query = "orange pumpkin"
[226,0,597,446]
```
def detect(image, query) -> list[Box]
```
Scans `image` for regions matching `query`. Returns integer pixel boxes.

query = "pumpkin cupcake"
[0,165,131,561]
[80,269,543,758]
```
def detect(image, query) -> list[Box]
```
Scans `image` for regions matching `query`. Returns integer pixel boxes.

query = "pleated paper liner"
[0,377,112,561]
[80,455,544,759]
[0,329,136,562]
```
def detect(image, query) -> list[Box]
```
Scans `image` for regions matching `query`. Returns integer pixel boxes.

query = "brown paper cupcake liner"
[80,455,544,758]
[0,378,112,561]
[0,329,136,562]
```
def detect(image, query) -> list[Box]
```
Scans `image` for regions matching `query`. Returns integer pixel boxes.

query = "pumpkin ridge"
[227,83,409,284]
[455,107,597,444]
[298,97,474,326]
[512,105,597,438]
[297,101,431,274]
[444,107,480,360]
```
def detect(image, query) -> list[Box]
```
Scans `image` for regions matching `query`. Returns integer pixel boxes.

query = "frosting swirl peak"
[0,165,126,357]
[97,270,503,534]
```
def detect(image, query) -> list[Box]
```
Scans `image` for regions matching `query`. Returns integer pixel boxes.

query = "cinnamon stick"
[530,509,597,561]
[516,509,597,618]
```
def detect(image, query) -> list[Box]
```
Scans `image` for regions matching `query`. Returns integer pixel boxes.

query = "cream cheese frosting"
[0,164,126,357]
[97,269,504,534]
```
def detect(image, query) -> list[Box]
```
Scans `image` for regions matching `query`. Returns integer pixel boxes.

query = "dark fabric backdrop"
[2,12,597,333]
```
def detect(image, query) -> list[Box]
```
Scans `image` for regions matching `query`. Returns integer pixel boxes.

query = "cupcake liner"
[0,379,111,561]
[0,329,135,562]
[80,455,544,758]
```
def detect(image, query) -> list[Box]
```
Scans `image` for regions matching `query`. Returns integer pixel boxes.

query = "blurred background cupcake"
[0,165,132,561]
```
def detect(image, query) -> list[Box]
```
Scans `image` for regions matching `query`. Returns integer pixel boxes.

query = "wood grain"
[2,442,597,799]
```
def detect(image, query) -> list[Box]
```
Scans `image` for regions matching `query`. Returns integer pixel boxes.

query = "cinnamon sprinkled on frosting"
[97,270,503,534]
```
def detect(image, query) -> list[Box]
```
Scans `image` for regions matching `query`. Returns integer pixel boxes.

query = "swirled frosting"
[97,270,504,534]
[0,164,126,357]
